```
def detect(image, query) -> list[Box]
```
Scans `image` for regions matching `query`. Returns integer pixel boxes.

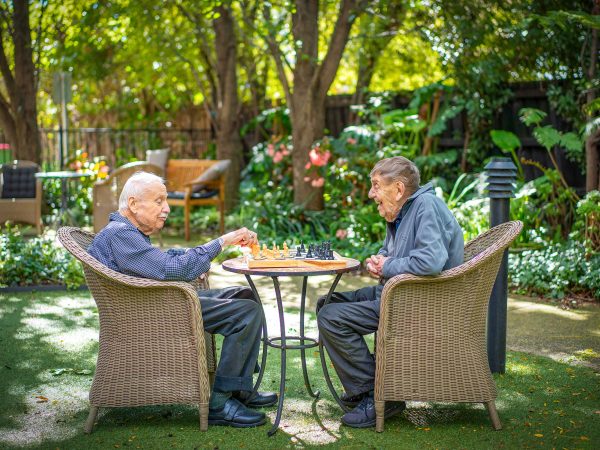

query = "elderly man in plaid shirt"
[88,171,275,428]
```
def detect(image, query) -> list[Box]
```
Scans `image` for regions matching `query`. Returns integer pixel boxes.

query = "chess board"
[247,242,347,269]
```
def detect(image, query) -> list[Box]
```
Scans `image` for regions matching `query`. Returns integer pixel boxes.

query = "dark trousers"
[316,285,381,396]
[198,286,262,393]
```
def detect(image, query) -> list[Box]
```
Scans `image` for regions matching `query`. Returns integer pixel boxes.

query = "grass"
[0,290,599,449]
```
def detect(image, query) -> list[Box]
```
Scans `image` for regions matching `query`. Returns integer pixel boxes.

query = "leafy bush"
[571,190,600,255]
[0,225,85,289]
[509,241,600,300]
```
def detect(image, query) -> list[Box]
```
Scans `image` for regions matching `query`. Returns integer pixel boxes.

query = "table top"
[222,256,361,277]
[35,170,93,179]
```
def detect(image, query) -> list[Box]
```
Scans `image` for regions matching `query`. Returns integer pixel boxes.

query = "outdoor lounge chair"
[374,220,523,432]
[165,159,229,240]
[0,160,42,233]
[57,226,216,433]
[93,161,164,232]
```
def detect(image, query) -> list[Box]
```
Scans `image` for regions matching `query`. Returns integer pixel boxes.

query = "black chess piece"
[300,241,306,252]
[295,246,303,257]
[306,245,314,258]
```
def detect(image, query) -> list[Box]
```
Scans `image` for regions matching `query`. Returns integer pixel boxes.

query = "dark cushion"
[192,160,231,193]
[1,166,37,198]
[168,189,219,200]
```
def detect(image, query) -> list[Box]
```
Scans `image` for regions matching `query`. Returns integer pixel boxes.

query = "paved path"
[210,264,600,371]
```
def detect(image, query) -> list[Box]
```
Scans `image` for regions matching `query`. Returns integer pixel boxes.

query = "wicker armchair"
[0,160,42,233]
[374,221,523,432]
[93,161,163,232]
[57,227,217,433]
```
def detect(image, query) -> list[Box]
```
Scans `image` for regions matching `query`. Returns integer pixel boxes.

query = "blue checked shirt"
[88,212,222,281]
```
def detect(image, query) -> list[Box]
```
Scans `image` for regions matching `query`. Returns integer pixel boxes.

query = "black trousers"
[316,284,382,396]
[198,286,262,393]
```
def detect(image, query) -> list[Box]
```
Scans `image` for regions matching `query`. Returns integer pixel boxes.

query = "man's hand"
[365,254,387,278]
[221,228,258,247]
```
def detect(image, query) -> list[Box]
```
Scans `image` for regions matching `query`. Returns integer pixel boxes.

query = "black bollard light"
[485,157,517,374]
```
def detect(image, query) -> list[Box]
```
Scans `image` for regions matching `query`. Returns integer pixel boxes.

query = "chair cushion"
[146,148,170,173]
[168,189,219,200]
[1,166,37,198]
[192,160,231,192]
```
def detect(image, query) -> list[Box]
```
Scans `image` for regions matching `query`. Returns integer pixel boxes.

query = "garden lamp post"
[485,157,517,374]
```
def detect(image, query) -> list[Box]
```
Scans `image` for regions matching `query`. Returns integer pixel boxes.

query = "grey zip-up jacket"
[379,183,464,282]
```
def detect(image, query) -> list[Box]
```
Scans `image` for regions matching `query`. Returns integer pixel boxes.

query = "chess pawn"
[282,242,289,258]
[306,246,313,258]
[300,241,306,252]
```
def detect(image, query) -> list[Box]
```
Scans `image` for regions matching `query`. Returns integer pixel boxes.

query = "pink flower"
[346,137,357,145]
[336,228,348,239]
[311,177,325,188]
[304,176,311,182]
[0,143,10,149]
[282,148,290,156]
[267,143,275,157]
[100,165,109,173]
[309,148,331,167]
[305,162,312,170]
[273,151,283,163]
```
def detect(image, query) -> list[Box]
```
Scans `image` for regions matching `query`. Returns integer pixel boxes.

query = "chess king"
[315,156,465,428]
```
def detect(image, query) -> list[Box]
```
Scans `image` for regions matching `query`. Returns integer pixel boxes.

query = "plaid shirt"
[88,212,222,281]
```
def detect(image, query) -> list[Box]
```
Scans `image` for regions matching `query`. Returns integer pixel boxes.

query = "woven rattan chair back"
[374,221,523,432]
[58,226,214,433]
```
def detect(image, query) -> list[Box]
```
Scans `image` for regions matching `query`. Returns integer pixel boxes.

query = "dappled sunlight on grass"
[509,298,590,321]
[1,289,599,448]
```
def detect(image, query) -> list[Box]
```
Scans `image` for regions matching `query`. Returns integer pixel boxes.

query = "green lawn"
[0,290,598,449]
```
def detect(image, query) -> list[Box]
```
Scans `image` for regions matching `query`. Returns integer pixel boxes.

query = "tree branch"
[262,6,293,110]
[315,0,363,98]
[0,27,15,100]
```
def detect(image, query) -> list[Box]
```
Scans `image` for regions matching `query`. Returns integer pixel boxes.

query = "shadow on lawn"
[0,291,99,441]
[1,292,599,449]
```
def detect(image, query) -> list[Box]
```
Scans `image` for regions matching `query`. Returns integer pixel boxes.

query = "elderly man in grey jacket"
[317,156,464,428]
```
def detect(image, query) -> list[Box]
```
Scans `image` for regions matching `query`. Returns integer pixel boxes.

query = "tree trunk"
[213,4,244,211]
[291,90,326,209]
[273,0,360,210]
[585,0,600,192]
[0,0,41,162]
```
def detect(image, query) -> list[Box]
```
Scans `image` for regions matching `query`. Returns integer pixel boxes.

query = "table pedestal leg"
[317,273,351,412]
[269,276,286,437]
[299,276,319,398]
[244,275,268,395]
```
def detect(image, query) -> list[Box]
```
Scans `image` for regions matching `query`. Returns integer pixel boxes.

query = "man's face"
[368,174,405,222]
[129,182,170,235]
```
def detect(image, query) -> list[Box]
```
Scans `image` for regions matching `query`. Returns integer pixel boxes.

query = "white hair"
[118,171,165,211]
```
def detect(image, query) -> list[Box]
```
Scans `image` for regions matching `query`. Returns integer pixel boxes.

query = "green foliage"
[509,241,600,300]
[40,149,111,227]
[490,129,524,178]
[0,225,85,289]
[571,190,600,255]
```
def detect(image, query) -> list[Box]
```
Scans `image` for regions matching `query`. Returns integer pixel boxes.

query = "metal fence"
[38,127,214,169]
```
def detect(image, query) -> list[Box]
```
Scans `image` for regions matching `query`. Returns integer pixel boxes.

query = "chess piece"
[306,245,313,258]
[295,246,303,257]
[251,243,260,259]
[282,242,289,258]
[300,241,306,253]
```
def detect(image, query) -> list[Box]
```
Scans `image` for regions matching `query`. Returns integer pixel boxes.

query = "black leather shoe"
[340,391,366,408]
[208,398,266,428]
[233,390,278,408]
[341,396,406,428]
